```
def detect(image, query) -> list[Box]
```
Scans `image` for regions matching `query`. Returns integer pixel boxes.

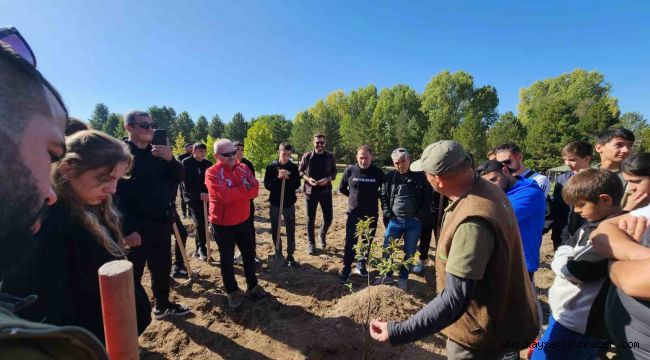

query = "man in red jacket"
[205,139,269,310]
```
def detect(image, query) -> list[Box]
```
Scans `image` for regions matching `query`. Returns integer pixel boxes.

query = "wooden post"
[98,260,139,360]
[203,199,212,258]
[172,222,193,276]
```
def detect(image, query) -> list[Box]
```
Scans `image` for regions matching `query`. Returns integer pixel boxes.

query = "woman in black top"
[3,130,151,342]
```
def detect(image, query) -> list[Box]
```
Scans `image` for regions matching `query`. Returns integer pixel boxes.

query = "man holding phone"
[299,134,337,255]
[115,110,190,319]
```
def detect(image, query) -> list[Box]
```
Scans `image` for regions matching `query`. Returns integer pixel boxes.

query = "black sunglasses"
[500,159,513,166]
[0,26,68,119]
[132,122,158,130]
[315,141,325,145]
[219,150,237,157]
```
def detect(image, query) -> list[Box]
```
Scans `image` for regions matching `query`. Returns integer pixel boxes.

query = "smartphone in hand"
[152,129,167,146]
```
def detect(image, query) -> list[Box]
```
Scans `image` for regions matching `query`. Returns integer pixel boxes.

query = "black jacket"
[380,170,432,221]
[115,140,182,234]
[263,160,301,208]
[181,156,212,202]
[1,203,152,342]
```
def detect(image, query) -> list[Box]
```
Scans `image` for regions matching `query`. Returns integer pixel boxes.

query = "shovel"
[203,199,215,265]
[268,177,286,271]
[172,222,198,285]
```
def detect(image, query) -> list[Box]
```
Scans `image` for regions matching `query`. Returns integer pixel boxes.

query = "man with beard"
[0,33,107,358]
[495,143,550,197]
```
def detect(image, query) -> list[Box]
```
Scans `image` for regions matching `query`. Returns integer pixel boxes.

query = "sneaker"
[397,278,408,290]
[354,264,368,277]
[319,236,327,249]
[254,257,261,264]
[226,291,243,310]
[246,284,269,300]
[307,244,316,256]
[373,276,393,286]
[286,256,300,268]
[197,247,208,261]
[234,254,243,265]
[170,269,189,279]
[153,302,191,319]
[412,260,425,274]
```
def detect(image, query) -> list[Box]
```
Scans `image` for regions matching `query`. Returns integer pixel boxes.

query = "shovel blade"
[267,253,285,272]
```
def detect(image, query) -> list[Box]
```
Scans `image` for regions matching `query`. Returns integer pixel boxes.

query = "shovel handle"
[203,199,211,258]
[275,178,286,250]
[172,222,193,275]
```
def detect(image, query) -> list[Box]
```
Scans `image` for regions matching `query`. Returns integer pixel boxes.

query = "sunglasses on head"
[0,26,68,119]
[132,122,158,130]
[219,150,237,157]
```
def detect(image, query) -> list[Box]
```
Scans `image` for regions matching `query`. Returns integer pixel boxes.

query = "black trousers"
[211,221,258,294]
[187,199,207,252]
[172,211,189,270]
[305,191,333,244]
[418,215,437,261]
[127,219,172,308]
[270,205,296,257]
[249,201,256,258]
[343,211,377,273]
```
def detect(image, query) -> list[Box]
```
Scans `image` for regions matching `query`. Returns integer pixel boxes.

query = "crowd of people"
[1,25,650,360]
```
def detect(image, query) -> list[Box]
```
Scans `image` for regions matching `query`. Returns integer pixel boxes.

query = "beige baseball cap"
[410,140,471,175]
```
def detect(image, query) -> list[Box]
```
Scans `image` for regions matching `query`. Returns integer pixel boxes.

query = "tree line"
[87,69,648,173]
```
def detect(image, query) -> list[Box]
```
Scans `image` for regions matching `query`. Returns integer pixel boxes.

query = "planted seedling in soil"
[350,217,419,360]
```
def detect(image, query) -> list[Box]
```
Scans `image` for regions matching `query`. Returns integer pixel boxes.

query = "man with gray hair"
[377,148,432,290]
[370,141,538,359]
[205,139,268,310]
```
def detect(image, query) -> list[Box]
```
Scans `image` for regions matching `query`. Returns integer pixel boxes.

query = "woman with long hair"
[3,130,151,342]
[621,152,650,211]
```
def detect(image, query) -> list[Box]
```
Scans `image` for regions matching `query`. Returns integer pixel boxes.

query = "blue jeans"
[383,217,421,280]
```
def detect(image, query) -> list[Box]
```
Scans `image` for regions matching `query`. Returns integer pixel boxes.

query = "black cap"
[477,160,504,176]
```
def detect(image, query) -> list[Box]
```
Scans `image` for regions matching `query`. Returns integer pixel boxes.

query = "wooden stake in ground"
[98,260,139,360]
[172,222,195,281]
[203,199,212,261]
[268,177,286,271]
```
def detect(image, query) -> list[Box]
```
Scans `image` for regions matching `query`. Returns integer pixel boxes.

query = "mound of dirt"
[328,285,426,324]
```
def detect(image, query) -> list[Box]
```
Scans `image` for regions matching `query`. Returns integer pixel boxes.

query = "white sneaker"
[373,276,393,286]
[234,254,243,265]
[397,278,408,290]
[412,260,425,274]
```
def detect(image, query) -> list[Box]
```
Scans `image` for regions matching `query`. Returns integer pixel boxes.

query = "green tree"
[486,111,527,154]
[148,106,177,138]
[172,133,187,157]
[205,135,217,164]
[243,120,276,174]
[102,113,125,138]
[518,69,620,170]
[173,111,194,142]
[371,84,426,164]
[208,114,225,138]
[250,114,292,144]
[339,85,378,163]
[290,110,316,155]
[309,92,344,157]
[420,71,498,159]
[191,115,209,142]
[88,103,109,130]
[225,112,249,142]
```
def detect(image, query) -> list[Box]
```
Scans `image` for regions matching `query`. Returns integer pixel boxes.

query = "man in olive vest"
[369,140,538,359]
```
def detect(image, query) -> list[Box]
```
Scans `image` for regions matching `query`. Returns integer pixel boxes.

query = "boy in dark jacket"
[180,143,212,261]
[532,169,624,360]
[263,142,302,266]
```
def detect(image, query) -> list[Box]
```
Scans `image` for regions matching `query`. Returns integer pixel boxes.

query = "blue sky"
[3,0,649,123]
